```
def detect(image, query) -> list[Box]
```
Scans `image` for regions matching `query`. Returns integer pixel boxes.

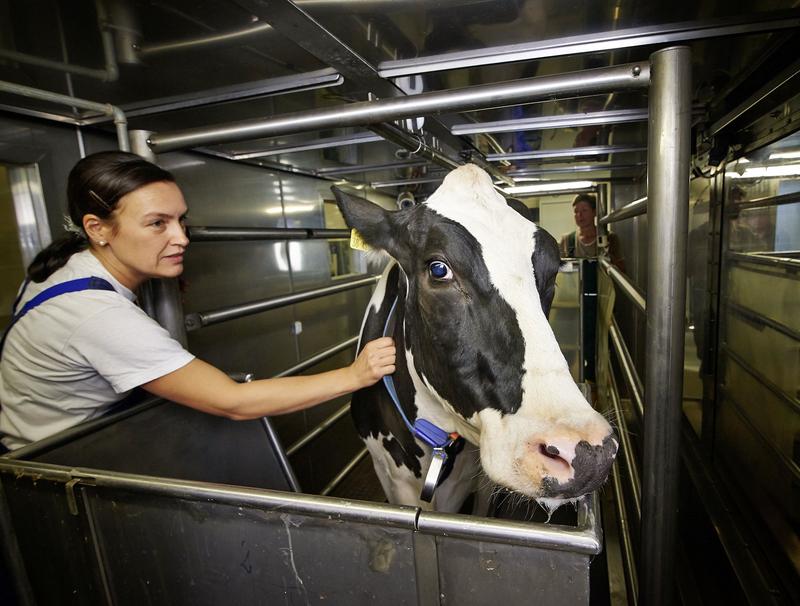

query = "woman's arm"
[141,337,395,420]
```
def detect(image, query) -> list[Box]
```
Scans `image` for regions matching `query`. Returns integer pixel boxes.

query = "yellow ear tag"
[350,229,371,251]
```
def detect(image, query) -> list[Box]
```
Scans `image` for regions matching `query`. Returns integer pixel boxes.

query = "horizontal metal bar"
[0,459,419,529]
[184,275,380,331]
[319,447,370,496]
[378,10,800,77]
[139,22,274,56]
[286,403,352,457]
[599,196,648,225]
[188,226,351,242]
[508,163,646,177]
[371,176,446,188]
[274,336,359,379]
[231,132,382,160]
[452,108,649,136]
[600,258,647,313]
[417,493,601,554]
[725,190,800,214]
[487,145,647,162]
[726,301,800,342]
[609,317,645,420]
[149,62,650,152]
[726,251,800,273]
[316,158,429,176]
[722,345,800,414]
[0,48,110,81]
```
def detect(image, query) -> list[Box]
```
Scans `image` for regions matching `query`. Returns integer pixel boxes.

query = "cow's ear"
[331,186,404,257]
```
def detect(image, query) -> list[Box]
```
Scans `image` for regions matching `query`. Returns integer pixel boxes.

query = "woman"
[0,151,395,452]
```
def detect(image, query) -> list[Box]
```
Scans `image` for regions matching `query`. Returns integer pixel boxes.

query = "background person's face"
[573,201,596,229]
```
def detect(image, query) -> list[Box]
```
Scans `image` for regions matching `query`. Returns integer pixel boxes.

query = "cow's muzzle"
[539,433,618,498]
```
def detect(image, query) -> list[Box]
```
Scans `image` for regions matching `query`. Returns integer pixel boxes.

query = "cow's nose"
[529,433,618,497]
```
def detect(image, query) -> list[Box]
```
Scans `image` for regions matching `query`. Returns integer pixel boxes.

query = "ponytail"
[27,232,88,282]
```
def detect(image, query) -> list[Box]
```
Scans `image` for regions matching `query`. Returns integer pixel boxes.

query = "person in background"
[559,193,625,271]
[0,151,396,453]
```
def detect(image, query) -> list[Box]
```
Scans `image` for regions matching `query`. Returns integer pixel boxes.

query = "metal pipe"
[508,163,646,177]
[319,447,370,496]
[187,226,351,242]
[184,275,380,331]
[725,190,800,213]
[608,372,642,521]
[0,49,112,81]
[232,131,382,160]
[609,318,645,421]
[378,11,800,77]
[316,158,429,176]
[274,336,359,379]
[640,46,691,606]
[139,22,273,56]
[487,145,647,162]
[610,459,639,604]
[286,404,351,457]
[0,80,129,151]
[599,196,648,225]
[599,258,646,314]
[260,417,302,492]
[148,62,650,152]
[452,108,649,136]
[368,123,462,174]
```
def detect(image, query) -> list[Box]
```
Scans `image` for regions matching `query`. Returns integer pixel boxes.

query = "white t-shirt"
[0,250,194,450]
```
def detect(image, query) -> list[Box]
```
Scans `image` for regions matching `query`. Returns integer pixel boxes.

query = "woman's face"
[100,181,189,288]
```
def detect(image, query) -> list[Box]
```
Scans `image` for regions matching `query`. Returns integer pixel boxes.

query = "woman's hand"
[350,337,396,388]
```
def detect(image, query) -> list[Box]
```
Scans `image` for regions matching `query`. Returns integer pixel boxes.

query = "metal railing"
[599,259,647,315]
[599,196,648,226]
[188,226,351,242]
[184,275,380,331]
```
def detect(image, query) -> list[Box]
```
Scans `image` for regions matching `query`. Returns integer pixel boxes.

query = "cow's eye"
[428,260,453,281]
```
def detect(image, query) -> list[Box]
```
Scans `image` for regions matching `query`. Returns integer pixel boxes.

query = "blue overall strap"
[0,277,115,357]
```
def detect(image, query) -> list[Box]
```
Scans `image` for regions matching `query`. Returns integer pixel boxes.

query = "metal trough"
[0,397,602,605]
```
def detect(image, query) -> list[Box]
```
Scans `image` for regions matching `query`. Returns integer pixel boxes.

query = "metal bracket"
[65,478,81,516]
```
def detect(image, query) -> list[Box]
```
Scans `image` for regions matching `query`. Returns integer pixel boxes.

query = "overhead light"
[503,181,595,194]
[768,150,800,160]
[729,164,800,179]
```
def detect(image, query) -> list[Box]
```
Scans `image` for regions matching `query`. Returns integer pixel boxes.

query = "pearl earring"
[98,240,106,246]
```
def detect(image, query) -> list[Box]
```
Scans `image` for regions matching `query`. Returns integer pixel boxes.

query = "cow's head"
[332,164,617,503]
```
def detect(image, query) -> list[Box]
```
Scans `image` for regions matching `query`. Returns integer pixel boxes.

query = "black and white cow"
[332,164,617,512]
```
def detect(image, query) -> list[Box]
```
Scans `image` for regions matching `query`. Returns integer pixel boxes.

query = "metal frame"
[451,108,649,136]
[187,226,352,242]
[487,145,647,163]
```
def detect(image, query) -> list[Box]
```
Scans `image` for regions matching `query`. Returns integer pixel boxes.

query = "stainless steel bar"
[184,275,380,331]
[722,345,800,412]
[319,447,370,496]
[725,190,800,214]
[599,258,646,314]
[452,109,649,136]
[149,63,650,152]
[599,197,648,226]
[274,336,359,378]
[610,459,639,605]
[609,372,642,521]
[487,145,647,162]
[417,494,601,554]
[378,11,800,77]
[316,158,429,176]
[187,226,351,242]
[0,459,420,529]
[508,163,646,177]
[139,22,274,56]
[0,48,111,80]
[641,46,692,606]
[286,404,351,457]
[232,132,382,160]
[726,301,800,342]
[260,417,302,492]
[0,80,129,151]
[725,250,800,271]
[372,176,446,188]
[609,318,645,421]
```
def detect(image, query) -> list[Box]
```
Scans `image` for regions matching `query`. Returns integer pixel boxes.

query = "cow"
[332,164,617,513]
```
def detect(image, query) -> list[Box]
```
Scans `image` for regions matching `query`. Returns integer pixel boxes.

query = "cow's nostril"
[541,444,560,458]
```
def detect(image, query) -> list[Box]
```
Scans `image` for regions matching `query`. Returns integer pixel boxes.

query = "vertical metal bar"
[640,46,691,606]
[129,130,188,346]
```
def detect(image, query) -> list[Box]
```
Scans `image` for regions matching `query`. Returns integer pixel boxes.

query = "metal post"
[640,46,691,606]
[130,130,188,346]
